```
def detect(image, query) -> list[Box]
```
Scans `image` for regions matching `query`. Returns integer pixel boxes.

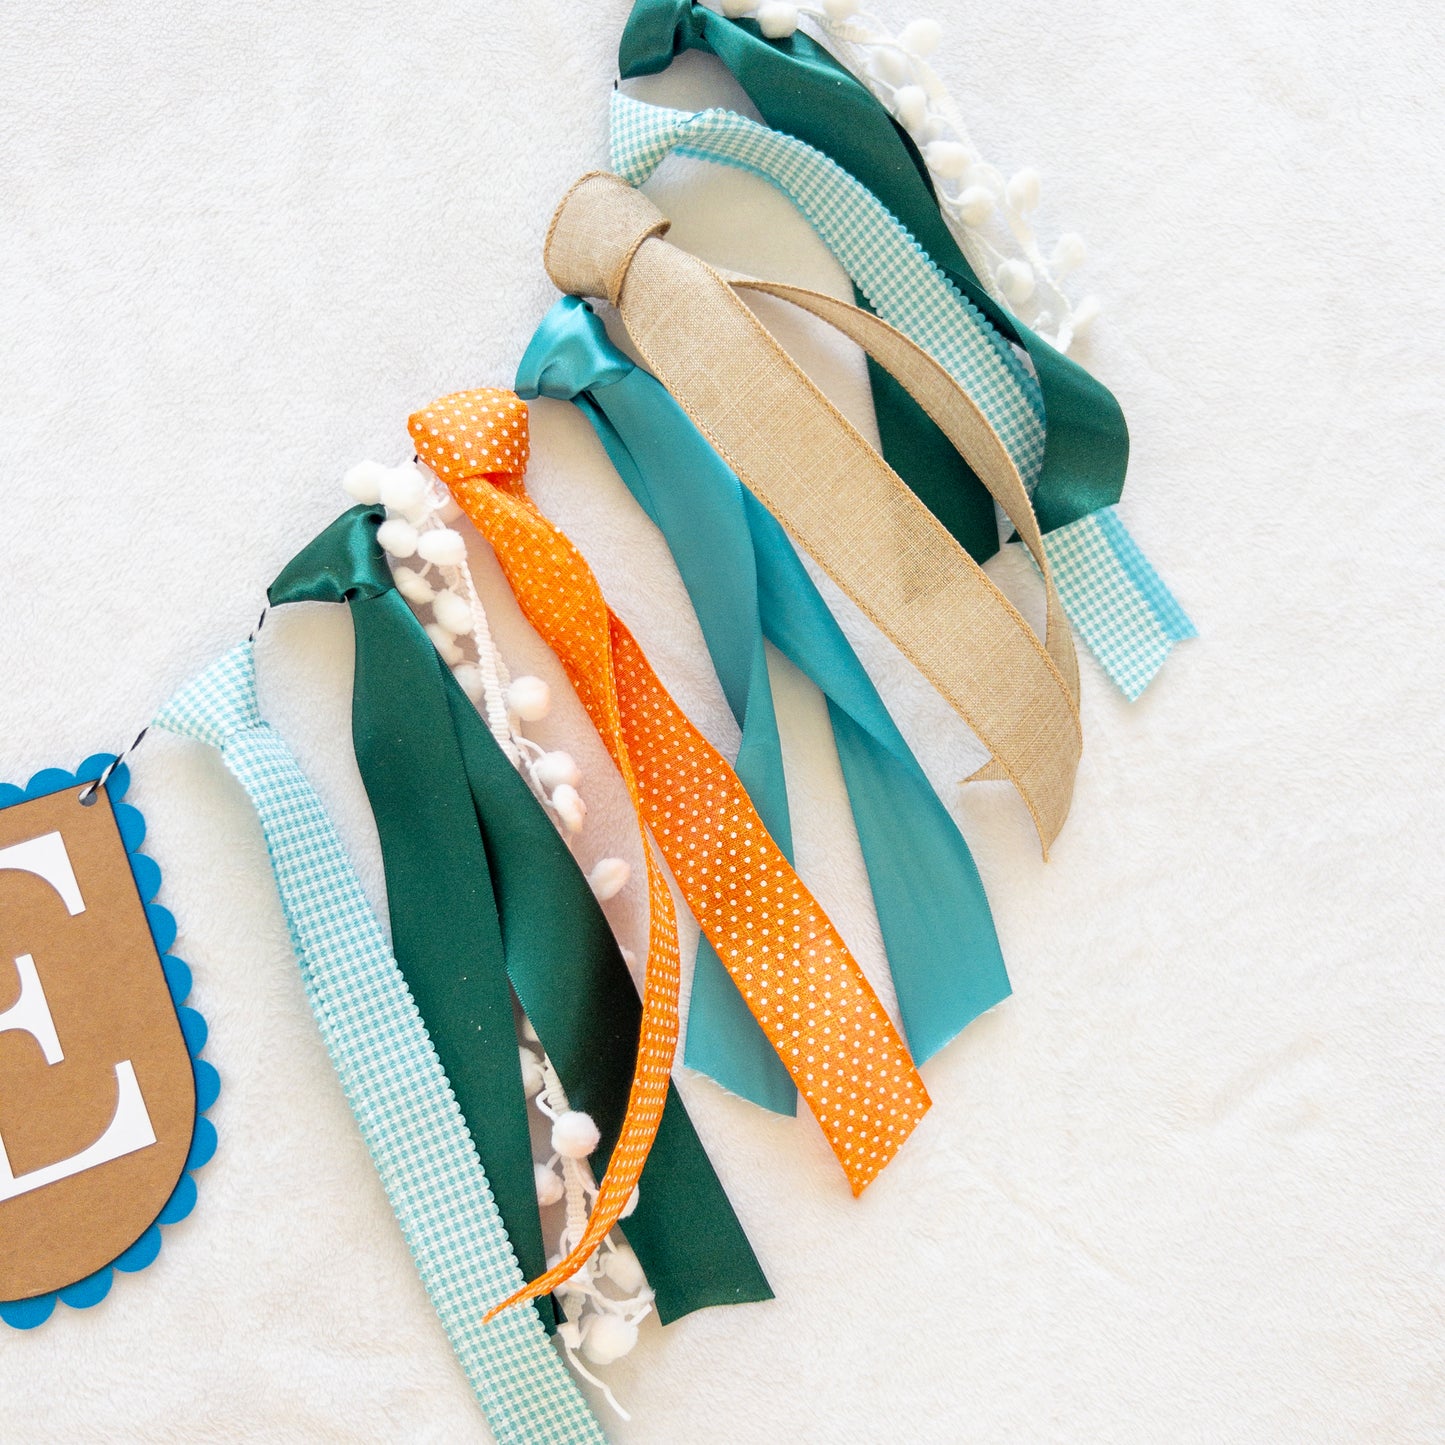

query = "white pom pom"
[342,460,388,505]
[425,623,463,665]
[552,783,586,835]
[1052,231,1087,274]
[893,84,928,132]
[871,46,910,85]
[587,857,631,902]
[582,1313,639,1365]
[535,750,581,791]
[1071,295,1102,336]
[619,1185,640,1219]
[506,675,551,721]
[431,589,473,637]
[1005,166,1041,213]
[720,0,752,14]
[416,527,467,567]
[756,1,797,37]
[393,565,435,606]
[964,163,1002,195]
[534,1162,564,1207]
[551,1110,601,1159]
[956,185,995,226]
[899,18,942,56]
[380,463,429,519]
[923,141,971,179]
[377,518,419,559]
[602,1244,647,1294]
[997,259,1036,304]
[557,1320,583,1351]
[452,662,485,702]
[823,0,859,17]
[519,1048,545,1098]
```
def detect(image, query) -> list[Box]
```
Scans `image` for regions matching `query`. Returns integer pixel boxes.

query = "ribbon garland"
[408,392,930,1285]
[0,10,1198,1436]
[153,643,608,1445]
[518,295,1010,1116]
[617,0,1195,699]
[267,506,770,1325]
[542,172,1081,853]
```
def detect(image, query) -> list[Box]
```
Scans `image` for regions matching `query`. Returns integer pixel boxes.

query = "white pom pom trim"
[581,1313,639,1366]
[342,460,389,505]
[534,1162,564,1207]
[587,857,631,902]
[551,1110,601,1159]
[506,675,551,722]
[756,1,798,37]
[376,518,419,560]
[416,528,467,567]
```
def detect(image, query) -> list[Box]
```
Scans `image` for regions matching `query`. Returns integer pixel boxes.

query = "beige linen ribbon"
[543,172,1082,855]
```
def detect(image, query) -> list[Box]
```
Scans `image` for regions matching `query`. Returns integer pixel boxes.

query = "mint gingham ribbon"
[610,92,1194,699]
[1039,507,1196,700]
[154,642,606,1445]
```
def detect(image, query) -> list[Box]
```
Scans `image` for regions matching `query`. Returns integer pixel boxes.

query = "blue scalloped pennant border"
[0,753,219,1330]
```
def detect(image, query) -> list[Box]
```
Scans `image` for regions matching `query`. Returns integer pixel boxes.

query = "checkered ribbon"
[610,92,1194,698]
[154,642,606,1445]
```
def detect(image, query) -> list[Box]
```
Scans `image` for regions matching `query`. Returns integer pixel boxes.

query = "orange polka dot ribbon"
[409,389,931,1316]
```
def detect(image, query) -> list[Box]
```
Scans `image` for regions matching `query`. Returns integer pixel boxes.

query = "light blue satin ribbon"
[154,642,605,1445]
[519,297,1010,1116]
[610,91,1195,700]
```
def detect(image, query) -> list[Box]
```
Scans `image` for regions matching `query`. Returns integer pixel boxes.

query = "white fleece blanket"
[1,2,1441,1440]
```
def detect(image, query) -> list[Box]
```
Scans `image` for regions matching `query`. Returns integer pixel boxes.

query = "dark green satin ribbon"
[618,0,1130,550]
[270,507,770,1325]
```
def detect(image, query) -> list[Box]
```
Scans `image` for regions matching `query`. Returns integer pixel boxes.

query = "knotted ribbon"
[153,642,606,1445]
[610,93,1044,483]
[409,392,929,1299]
[608,90,1194,699]
[543,172,1080,853]
[617,0,1122,538]
[518,296,1010,1116]
[268,507,770,1324]
[617,2,1195,699]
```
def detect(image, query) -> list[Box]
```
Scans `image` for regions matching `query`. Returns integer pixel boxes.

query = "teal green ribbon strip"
[154,642,607,1445]
[618,0,1129,543]
[269,508,771,1324]
[519,298,1010,1116]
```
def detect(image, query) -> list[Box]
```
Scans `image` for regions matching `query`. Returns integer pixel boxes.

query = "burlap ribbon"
[543,172,1081,854]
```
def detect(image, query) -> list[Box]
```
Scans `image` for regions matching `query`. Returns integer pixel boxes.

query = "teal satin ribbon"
[270,508,771,1323]
[519,297,1010,1116]
[618,0,1130,547]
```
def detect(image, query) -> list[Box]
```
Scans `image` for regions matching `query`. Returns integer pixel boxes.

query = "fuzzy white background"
[2,2,1442,1441]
